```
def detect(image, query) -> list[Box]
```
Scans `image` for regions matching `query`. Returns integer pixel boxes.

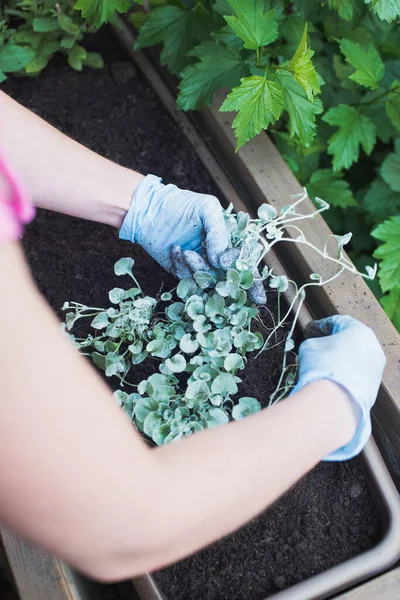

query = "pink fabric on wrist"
[0,151,35,243]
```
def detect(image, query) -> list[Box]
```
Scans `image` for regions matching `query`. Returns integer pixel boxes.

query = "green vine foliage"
[1,1,399,331]
[64,195,376,446]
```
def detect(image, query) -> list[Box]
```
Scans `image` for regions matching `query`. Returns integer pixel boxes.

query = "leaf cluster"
[64,194,374,446]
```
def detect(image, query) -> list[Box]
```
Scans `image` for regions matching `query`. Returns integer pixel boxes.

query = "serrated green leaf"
[322,105,376,171]
[0,44,35,73]
[372,216,400,292]
[363,177,400,220]
[380,289,400,331]
[58,14,80,35]
[276,70,323,147]
[306,169,357,208]
[75,0,133,28]
[220,75,285,149]
[135,4,215,75]
[339,39,384,90]
[364,0,400,23]
[288,25,320,101]
[177,41,246,111]
[381,150,400,192]
[386,81,400,130]
[224,1,278,50]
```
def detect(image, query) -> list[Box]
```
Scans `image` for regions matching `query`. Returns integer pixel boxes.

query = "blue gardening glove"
[119,175,229,276]
[291,315,386,461]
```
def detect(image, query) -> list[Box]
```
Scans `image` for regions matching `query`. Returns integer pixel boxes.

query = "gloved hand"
[291,315,386,461]
[119,175,229,276]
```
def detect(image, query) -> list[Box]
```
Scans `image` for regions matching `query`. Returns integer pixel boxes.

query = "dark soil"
[2,30,380,600]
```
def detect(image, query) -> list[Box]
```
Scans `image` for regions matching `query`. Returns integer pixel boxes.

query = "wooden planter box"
[2,20,400,600]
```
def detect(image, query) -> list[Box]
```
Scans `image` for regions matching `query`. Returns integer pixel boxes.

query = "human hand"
[119,174,229,275]
[291,315,386,461]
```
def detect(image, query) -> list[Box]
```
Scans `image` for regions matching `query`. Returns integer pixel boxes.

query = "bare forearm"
[0,91,143,227]
[0,245,356,581]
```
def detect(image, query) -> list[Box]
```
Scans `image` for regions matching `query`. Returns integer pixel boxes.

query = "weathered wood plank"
[1,530,95,600]
[334,567,400,599]
[195,91,400,484]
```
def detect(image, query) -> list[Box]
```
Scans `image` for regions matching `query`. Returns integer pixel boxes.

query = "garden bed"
[1,30,395,600]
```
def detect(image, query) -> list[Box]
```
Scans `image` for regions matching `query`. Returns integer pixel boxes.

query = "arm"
[0,91,143,227]
[0,243,357,582]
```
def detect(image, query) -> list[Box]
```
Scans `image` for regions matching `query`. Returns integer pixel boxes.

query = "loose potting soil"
[2,30,380,600]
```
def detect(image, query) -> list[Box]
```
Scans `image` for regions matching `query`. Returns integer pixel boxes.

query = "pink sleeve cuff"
[0,152,35,243]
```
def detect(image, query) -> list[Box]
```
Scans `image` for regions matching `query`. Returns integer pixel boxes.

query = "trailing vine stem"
[62,189,375,446]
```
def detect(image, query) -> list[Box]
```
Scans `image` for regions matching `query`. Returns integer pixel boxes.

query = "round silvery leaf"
[211,372,238,396]
[161,292,173,301]
[186,300,204,320]
[165,354,187,373]
[114,390,128,406]
[205,294,225,318]
[166,302,185,322]
[309,273,321,281]
[193,270,215,289]
[146,339,171,359]
[135,397,159,423]
[180,333,199,354]
[94,340,105,352]
[206,407,229,428]
[185,380,210,403]
[215,282,230,297]
[365,264,377,279]
[128,340,143,354]
[237,211,250,233]
[177,278,197,300]
[239,270,254,289]
[131,352,147,365]
[91,312,109,330]
[232,397,261,420]
[143,411,162,437]
[114,257,134,276]
[152,424,172,446]
[258,204,278,223]
[224,353,245,372]
[269,275,289,293]
[133,297,155,311]
[285,338,295,352]
[193,315,211,333]
[109,287,126,304]
[334,232,352,248]
[210,394,223,406]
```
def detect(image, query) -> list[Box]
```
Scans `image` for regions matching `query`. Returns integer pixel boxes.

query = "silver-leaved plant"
[63,190,376,446]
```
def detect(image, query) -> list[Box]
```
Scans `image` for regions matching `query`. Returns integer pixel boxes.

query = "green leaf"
[364,0,400,23]
[146,339,171,359]
[306,169,357,208]
[224,1,279,51]
[114,257,134,276]
[192,269,215,289]
[0,44,35,73]
[83,52,104,69]
[206,407,229,428]
[372,216,400,292]
[0,70,6,83]
[269,274,288,292]
[135,397,159,423]
[32,17,60,32]
[165,354,187,373]
[92,352,106,370]
[143,412,162,437]
[380,289,400,331]
[276,70,323,147]
[381,150,400,192]
[205,294,225,318]
[75,0,133,28]
[178,41,246,111]
[185,380,210,403]
[327,0,355,20]
[135,4,215,75]
[363,177,400,220]
[322,105,377,171]
[58,15,80,35]
[339,39,384,90]
[232,397,261,420]
[287,25,320,101]
[258,203,277,222]
[211,372,238,395]
[68,44,87,71]
[220,75,285,150]
[386,81,400,130]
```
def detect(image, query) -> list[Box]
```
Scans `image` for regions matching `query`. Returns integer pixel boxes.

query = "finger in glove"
[171,245,192,279]
[248,273,267,305]
[183,250,217,275]
[304,318,335,340]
